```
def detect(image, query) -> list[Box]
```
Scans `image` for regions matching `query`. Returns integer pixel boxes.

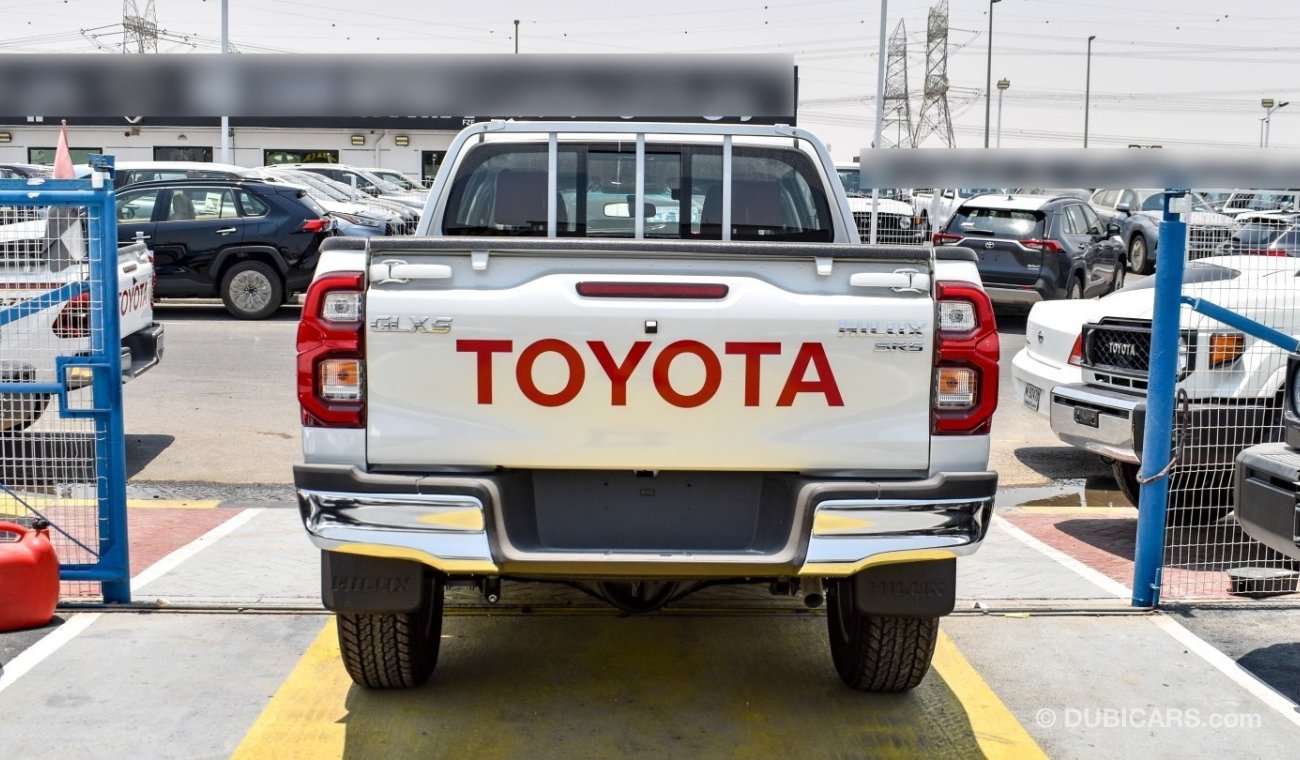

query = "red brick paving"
[1001,510,1247,601]
[58,508,240,598]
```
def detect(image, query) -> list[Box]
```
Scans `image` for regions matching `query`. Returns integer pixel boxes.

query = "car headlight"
[898,216,912,229]
[1177,335,1189,374]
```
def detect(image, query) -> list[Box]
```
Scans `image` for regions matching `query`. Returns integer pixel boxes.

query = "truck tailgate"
[363,243,935,472]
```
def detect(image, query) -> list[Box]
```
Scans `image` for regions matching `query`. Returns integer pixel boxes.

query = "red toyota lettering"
[776,342,844,407]
[725,341,781,407]
[456,339,513,404]
[652,340,722,408]
[517,339,585,407]
[588,340,651,406]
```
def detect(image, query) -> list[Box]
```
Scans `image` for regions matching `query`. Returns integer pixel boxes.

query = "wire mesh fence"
[0,200,107,601]
[1160,188,1300,600]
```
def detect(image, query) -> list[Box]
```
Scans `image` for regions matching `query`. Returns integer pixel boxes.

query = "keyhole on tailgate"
[645,320,658,334]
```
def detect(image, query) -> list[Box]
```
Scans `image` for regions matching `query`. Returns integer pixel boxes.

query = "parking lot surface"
[1,301,1298,758]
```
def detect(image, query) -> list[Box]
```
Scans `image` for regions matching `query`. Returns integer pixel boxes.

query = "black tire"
[337,576,443,689]
[1108,459,1231,525]
[219,260,283,320]
[1067,275,1084,300]
[0,393,50,433]
[1113,261,1127,292]
[1128,234,1154,275]
[826,579,938,692]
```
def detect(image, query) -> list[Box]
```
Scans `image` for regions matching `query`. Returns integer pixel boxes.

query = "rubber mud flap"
[852,559,956,617]
[322,551,427,614]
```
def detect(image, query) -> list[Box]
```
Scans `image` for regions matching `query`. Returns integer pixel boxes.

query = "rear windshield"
[442,142,833,242]
[1118,262,1240,291]
[947,207,1044,239]
[1230,192,1297,212]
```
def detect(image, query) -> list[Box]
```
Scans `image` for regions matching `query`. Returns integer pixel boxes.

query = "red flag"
[53,120,74,179]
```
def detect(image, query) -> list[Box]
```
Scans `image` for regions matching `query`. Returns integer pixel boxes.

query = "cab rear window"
[442,142,833,242]
[948,207,1044,239]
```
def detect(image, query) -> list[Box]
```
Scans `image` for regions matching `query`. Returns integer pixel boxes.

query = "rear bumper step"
[295,464,996,579]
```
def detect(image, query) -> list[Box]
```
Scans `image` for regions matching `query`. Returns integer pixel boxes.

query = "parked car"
[113,178,334,319]
[1220,190,1300,218]
[243,170,404,237]
[295,172,421,232]
[1088,188,1235,274]
[1013,255,1299,519]
[1,217,162,432]
[297,120,1001,693]
[835,165,924,244]
[1219,213,1300,256]
[74,160,247,189]
[933,193,1125,306]
[0,163,53,179]
[270,164,426,210]
[1235,353,1300,561]
[912,187,1005,231]
[1013,188,1092,201]
[362,168,427,192]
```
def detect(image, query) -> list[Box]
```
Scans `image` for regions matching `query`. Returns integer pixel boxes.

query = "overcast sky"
[8,0,1300,158]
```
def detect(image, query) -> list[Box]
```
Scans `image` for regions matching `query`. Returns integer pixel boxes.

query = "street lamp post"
[996,78,1010,148]
[1263,98,1289,148]
[1084,35,1096,148]
[983,0,1001,148]
[514,19,519,54]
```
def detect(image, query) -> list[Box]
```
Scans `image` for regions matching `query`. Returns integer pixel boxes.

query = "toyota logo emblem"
[984,241,995,249]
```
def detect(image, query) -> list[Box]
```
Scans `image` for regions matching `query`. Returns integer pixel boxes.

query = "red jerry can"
[0,519,60,632]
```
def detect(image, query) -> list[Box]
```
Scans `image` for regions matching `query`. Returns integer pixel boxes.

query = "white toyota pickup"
[1,212,162,431]
[294,121,1000,692]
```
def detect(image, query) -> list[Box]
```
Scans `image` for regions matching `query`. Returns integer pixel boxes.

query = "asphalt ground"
[0,297,1298,758]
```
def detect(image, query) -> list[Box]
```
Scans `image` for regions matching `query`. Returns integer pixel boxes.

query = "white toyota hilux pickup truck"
[294,121,1000,692]
[1,212,162,431]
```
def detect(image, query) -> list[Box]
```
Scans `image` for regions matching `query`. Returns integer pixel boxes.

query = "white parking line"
[1152,615,1300,730]
[0,508,264,698]
[992,514,1131,598]
[132,508,263,592]
[0,613,100,696]
[992,514,1300,727]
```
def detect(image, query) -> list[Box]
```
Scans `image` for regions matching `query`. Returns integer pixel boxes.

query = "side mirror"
[1116,203,1132,215]
[1107,222,1122,237]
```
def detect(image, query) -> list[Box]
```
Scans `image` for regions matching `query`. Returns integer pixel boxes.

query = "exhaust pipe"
[803,577,825,608]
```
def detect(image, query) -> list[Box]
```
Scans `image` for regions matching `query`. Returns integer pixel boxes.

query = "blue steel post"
[1131,190,1188,607]
[87,176,131,603]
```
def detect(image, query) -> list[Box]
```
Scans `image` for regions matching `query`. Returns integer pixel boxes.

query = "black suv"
[114,178,334,319]
[934,193,1125,307]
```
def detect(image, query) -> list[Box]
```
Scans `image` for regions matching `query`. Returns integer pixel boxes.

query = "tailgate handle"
[369,260,452,284]
[849,270,930,293]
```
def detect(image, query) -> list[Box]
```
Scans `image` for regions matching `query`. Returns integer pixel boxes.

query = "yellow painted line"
[237,618,1047,759]
[932,629,1049,760]
[0,496,220,510]
[231,621,345,760]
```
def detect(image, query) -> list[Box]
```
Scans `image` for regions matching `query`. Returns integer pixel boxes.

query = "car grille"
[1081,319,1195,392]
[852,211,920,244]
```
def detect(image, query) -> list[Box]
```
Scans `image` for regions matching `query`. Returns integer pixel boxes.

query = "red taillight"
[300,218,330,233]
[576,282,729,299]
[1067,333,1084,367]
[1246,248,1290,257]
[932,232,962,245]
[933,282,999,435]
[297,271,365,428]
[1021,239,1062,253]
[52,291,90,339]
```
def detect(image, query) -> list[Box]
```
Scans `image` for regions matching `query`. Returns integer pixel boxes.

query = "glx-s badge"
[371,316,454,334]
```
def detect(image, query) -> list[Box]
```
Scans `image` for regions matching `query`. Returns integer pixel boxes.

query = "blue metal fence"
[0,156,131,602]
